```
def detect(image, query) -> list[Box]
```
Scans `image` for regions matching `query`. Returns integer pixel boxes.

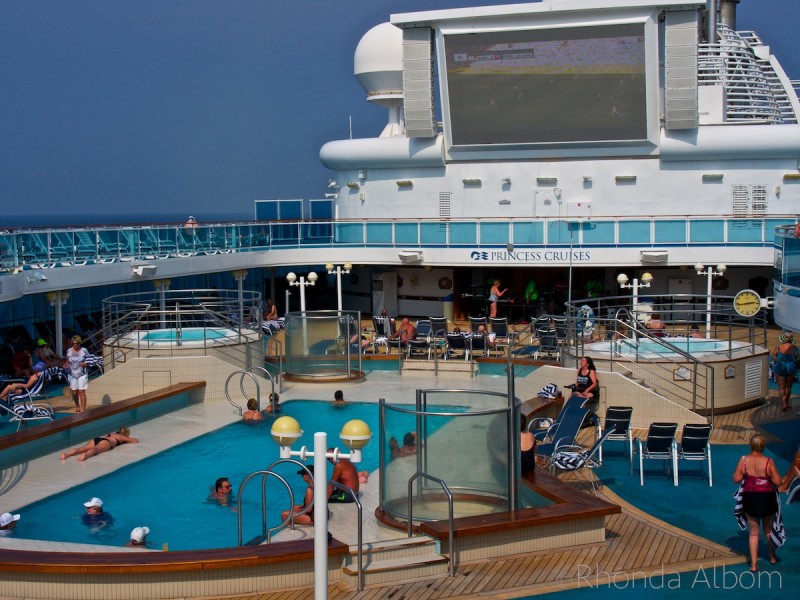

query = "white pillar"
[313,432,328,600]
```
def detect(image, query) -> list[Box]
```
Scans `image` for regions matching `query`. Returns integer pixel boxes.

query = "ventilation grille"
[664,10,699,130]
[403,28,436,138]
[744,360,762,398]
[732,185,767,220]
[439,192,451,232]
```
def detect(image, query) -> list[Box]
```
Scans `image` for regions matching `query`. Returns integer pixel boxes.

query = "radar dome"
[354,22,403,99]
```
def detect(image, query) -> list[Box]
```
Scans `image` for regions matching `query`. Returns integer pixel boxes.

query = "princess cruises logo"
[469,249,591,263]
[470,251,490,261]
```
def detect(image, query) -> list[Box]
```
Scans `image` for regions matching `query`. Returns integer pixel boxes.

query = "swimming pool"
[12,400,460,551]
[585,337,747,359]
[141,328,229,342]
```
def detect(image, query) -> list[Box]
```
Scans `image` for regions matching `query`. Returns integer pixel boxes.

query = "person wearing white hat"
[126,526,150,548]
[81,497,113,531]
[0,512,20,536]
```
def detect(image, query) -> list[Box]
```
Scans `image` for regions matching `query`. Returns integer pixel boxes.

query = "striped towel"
[733,481,786,547]
[537,383,559,400]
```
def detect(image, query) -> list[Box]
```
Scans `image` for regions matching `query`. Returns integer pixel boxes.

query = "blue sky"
[1,0,797,225]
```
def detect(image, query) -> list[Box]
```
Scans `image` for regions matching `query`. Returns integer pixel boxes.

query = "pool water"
[13,400,457,551]
[586,337,738,358]
[142,328,228,342]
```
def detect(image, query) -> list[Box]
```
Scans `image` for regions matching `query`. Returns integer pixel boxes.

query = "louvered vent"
[744,360,762,398]
[732,185,749,217]
[439,192,451,233]
[403,28,436,138]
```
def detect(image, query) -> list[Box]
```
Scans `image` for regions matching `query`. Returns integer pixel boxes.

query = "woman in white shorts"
[65,335,90,413]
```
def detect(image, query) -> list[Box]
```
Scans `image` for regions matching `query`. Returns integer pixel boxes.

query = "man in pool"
[209,477,234,506]
[82,497,113,531]
[333,389,344,405]
[59,427,139,461]
[126,526,150,548]
[327,448,369,503]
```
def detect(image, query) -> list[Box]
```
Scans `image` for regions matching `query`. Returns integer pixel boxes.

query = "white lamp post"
[325,263,352,311]
[286,271,318,312]
[695,263,726,336]
[271,416,372,600]
[232,270,248,329]
[617,272,654,317]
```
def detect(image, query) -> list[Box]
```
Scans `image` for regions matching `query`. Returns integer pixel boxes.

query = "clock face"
[733,289,762,317]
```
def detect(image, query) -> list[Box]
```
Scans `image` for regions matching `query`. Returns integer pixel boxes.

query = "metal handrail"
[246,366,276,411]
[224,370,260,416]
[407,472,455,577]
[236,469,294,546]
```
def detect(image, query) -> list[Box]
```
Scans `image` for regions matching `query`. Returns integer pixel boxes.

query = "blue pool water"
[13,400,461,551]
[587,337,736,358]
[142,328,228,342]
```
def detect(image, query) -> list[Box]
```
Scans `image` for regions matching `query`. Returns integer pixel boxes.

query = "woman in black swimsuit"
[572,356,600,403]
[60,427,138,462]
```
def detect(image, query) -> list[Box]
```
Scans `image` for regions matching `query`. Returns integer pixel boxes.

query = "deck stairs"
[341,535,450,587]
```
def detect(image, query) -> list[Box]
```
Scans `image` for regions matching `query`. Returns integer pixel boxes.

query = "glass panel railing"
[0,216,789,274]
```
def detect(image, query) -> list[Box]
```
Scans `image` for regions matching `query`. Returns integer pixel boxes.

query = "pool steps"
[341,535,449,585]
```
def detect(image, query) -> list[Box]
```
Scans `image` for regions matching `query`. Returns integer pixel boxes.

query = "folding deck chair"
[638,422,679,486]
[677,423,713,486]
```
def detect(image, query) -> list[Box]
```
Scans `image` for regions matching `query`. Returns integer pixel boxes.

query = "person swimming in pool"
[59,427,138,462]
[242,397,264,421]
[209,477,236,508]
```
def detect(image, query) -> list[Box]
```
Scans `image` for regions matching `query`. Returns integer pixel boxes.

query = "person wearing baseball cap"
[81,497,113,531]
[126,526,150,548]
[0,512,20,536]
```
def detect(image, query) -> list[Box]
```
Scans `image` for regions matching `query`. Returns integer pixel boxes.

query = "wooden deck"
[207,390,799,600]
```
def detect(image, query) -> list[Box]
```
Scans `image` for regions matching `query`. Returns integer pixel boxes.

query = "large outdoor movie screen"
[444,23,647,146]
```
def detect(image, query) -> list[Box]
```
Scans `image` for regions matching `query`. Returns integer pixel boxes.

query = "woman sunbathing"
[60,427,138,462]
[0,372,41,401]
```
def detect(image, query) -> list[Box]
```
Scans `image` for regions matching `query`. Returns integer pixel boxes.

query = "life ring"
[579,305,595,337]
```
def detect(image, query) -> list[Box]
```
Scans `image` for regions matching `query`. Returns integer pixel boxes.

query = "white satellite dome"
[354,22,403,100]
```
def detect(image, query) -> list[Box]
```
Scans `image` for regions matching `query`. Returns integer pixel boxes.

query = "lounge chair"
[468,316,487,333]
[445,333,470,360]
[638,422,678,486]
[429,316,448,337]
[1,398,54,430]
[534,327,561,361]
[7,367,67,406]
[677,423,712,486]
[597,406,634,472]
[529,394,587,435]
[535,403,590,462]
[372,316,394,354]
[550,428,615,492]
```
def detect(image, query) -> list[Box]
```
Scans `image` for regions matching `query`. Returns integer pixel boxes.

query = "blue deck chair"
[638,422,678,486]
[469,316,487,333]
[597,406,634,472]
[529,394,588,437]
[445,333,469,360]
[677,423,712,486]
[550,428,615,492]
[535,405,590,462]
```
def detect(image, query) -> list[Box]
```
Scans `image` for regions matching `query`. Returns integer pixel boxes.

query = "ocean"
[2,212,254,230]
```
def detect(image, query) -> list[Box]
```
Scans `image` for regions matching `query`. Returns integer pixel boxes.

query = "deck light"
[271,418,371,600]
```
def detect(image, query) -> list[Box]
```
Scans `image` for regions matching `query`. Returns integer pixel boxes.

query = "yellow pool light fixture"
[270,416,372,600]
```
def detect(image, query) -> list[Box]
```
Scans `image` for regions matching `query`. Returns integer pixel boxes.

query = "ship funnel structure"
[719,0,739,31]
[354,22,405,137]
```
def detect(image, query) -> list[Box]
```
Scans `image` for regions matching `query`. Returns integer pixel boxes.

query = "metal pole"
[568,224,574,308]
[299,277,307,312]
[336,269,343,311]
[313,432,328,600]
[705,268,713,336]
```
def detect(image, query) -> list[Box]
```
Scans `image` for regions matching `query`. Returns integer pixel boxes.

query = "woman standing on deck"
[65,335,90,413]
[733,434,782,571]
[772,332,798,412]
[488,279,507,319]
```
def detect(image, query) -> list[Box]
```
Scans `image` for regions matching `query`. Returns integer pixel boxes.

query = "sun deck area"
[1,356,796,599]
